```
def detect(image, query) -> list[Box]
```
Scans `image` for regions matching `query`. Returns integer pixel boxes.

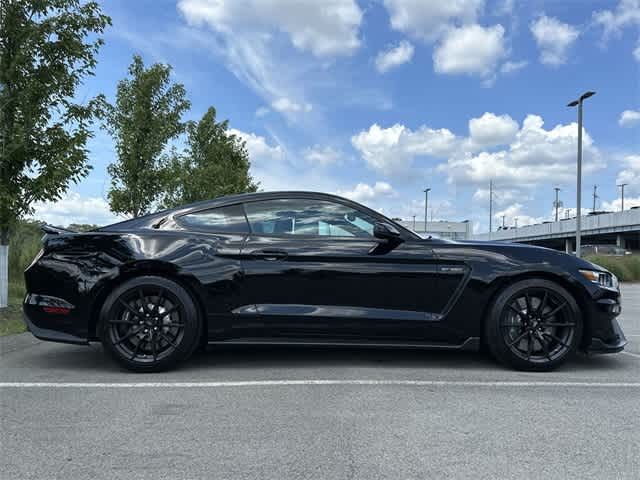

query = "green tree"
[67,223,98,232]
[162,107,258,208]
[104,55,190,218]
[0,0,110,307]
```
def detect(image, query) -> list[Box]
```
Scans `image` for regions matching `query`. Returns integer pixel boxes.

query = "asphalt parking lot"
[1,285,639,480]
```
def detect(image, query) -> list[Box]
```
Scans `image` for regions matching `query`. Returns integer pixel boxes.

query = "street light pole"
[489,179,493,238]
[592,185,598,213]
[618,183,627,212]
[567,91,596,258]
[412,215,416,230]
[423,188,430,234]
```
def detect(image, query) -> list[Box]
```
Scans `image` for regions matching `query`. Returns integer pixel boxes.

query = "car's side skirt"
[239,304,443,322]
[208,336,480,351]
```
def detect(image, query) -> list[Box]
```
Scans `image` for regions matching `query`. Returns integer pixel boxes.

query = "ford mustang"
[23,191,627,372]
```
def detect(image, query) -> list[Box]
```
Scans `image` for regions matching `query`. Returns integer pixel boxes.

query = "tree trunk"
[0,230,7,308]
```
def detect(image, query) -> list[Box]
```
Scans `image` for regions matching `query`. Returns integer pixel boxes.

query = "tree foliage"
[0,0,110,243]
[162,107,258,209]
[104,55,190,217]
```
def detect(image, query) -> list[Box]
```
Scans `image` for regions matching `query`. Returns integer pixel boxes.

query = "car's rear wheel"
[100,276,202,372]
[485,279,582,371]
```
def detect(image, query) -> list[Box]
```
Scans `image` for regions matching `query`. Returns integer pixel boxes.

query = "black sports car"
[23,191,626,372]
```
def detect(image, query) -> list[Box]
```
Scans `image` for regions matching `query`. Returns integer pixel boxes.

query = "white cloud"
[601,196,640,211]
[530,16,579,66]
[616,155,640,195]
[494,203,543,227]
[303,145,341,167]
[593,0,640,40]
[228,128,285,164]
[495,0,515,17]
[351,123,457,176]
[353,113,606,192]
[634,42,640,61]
[473,187,521,207]
[439,114,605,188]
[619,109,640,127]
[433,24,507,78]
[271,97,312,114]
[468,112,519,148]
[500,60,527,74]
[390,198,457,222]
[178,0,362,57]
[255,106,270,117]
[375,41,415,73]
[336,181,397,203]
[31,192,121,227]
[383,0,484,42]
[177,0,360,124]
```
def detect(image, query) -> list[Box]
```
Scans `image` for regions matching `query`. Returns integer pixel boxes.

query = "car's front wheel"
[100,276,202,372]
[485,279,582,371]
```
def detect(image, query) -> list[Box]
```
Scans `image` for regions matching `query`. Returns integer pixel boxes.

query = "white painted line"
[1,380,639,388]
[621,351,640,359]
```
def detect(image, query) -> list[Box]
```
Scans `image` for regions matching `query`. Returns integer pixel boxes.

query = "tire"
[99,276,202,373]
[485,279,582,372]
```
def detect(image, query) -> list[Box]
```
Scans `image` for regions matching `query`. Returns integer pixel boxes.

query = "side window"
[244,199,377,238]
[178,204,249,233]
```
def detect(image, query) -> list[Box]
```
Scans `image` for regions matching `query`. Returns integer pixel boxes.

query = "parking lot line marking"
[621,351,640,359]
[1,380,639,388]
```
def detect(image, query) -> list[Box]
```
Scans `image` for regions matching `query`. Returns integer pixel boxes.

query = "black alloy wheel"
[486,279,582,371]
[100,276,201,372]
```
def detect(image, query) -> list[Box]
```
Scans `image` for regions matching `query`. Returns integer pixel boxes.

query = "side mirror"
[373,222,402,241]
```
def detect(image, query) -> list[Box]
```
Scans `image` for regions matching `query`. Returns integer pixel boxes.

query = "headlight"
[579,269,618,289]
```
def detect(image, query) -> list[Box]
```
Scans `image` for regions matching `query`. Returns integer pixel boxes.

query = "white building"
[397,220,471,240]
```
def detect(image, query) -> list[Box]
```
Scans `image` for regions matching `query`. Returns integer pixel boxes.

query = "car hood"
[433,238,610,273]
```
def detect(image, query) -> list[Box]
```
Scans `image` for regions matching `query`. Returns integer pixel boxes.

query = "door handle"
[250,249,288,261]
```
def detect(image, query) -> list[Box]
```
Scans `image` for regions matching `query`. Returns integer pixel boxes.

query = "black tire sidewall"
[485,279,583,372]
[100,276,201,373]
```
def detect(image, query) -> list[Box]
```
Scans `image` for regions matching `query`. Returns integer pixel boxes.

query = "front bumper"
[586,318,627,353]
[584,294,627,354]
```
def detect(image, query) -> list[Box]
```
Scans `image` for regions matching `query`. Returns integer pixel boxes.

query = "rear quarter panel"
[24,231,246,340]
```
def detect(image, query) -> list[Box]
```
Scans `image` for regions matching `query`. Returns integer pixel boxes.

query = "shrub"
[585,255,640,282]
[8,221,43,283]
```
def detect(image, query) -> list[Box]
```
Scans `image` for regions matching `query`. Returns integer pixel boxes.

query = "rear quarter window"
[178,204,249,233]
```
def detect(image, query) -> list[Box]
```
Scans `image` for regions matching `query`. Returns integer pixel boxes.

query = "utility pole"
[501,215,506,229]
[567,90,596,258]
[412,215,416,230]
[618,183,627,212]
[514,217,518,229]
[592,185,598,212]
[553,187,562,222]
[423,188,430,234]
[489,180,493,235]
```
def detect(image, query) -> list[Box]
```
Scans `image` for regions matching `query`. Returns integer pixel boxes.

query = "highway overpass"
[472,208,640,252]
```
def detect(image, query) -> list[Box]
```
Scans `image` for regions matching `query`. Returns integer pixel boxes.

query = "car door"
[236,196,442,341]
[173,204,256,337]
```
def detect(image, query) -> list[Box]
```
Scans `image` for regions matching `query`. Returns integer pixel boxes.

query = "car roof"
[98,191,417,238]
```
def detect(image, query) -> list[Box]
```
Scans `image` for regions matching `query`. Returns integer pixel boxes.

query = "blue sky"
[34,0,640,232]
